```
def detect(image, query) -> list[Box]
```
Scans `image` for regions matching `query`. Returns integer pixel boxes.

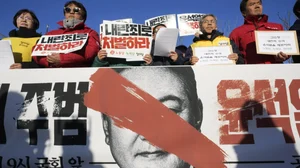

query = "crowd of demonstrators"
[291,0,300,63]
[185,14,244,65]
[5,0,300,69]
[229,0,289,64]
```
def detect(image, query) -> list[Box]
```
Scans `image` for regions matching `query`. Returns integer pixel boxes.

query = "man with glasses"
[185,14,244,65]
[32,1,100,68]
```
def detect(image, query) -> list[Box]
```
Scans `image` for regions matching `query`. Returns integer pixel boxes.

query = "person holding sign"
[229,0,289,64]
[145,24,185,65]
[185,14,244,65]
[102,67,203,168]
[5,9,42,69]
[32,1,100,68]
[290,0,300,63]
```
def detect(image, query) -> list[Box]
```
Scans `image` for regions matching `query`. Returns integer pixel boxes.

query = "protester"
[229,0,289,64]
[144,24,185,65]
[185,14,244,65]
[290,0,300,63]
[32,1,100,68]
[6,9,42,69]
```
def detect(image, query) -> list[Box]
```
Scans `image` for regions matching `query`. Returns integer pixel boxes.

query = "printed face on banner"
[102,67,202,168]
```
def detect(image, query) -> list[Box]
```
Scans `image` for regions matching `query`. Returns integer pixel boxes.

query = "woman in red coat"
[33,1,100,68]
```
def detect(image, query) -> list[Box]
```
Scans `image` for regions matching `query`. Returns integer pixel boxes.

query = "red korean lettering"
[34,44,44,51]
[254,79,294,143]
[136,37,150,49]
[274,79,289,115]
[289,79,300,137]
[218,80,250,109]
[59,42,68,50]
[126,37,137,49]
[102,36,111,49]
[114,37,126,49]
[217,80,254,144]
[254,80,276,115]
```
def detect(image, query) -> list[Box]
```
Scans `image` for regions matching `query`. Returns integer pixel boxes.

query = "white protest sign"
[145,14,177,28]
[153,28,179,56]
[194,45,235,65]
[255,30,300,55]
[0,40,14,70]
[102,23,152,60]
[177,13,205,36]
[31,33,89,56]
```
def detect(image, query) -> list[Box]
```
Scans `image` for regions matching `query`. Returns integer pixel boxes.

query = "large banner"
[1,65,300,168]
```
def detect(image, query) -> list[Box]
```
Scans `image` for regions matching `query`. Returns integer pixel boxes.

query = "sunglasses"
[64,7,81,13]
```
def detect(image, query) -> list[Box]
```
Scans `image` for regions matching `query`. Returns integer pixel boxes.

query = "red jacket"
[229,15,284,64]
[33,21,100,67]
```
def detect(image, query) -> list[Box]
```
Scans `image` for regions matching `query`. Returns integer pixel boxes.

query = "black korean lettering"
[141,25,152,37]
[75,34,88,40]
[54,120,86,145]
[21,83,52,117]
[64,34,74,42]
[105,24,117,36]
[53,36,63,43]
[68,156,84,167]
[53,82,89,117]
[0,84,9,144]
[41,37,54,43]
[117,24,128,36]
[128,24,140,36]
[17,120,48,145]
[7,156,30,168]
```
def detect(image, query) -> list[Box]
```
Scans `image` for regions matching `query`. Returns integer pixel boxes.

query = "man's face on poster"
[103,68,200,168]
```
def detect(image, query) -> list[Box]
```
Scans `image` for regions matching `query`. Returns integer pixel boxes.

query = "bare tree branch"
[277,11,293,30]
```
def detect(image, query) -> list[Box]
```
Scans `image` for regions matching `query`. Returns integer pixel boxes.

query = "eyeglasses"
[203,20,216,24]
[64,7,81,13]
[17,16,33,22]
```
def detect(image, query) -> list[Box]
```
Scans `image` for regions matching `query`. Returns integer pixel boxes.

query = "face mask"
[63,18,83,29]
